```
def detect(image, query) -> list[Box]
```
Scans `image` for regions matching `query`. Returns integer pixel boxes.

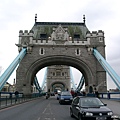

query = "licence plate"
[96,117,106,120]
[65,100,69,101]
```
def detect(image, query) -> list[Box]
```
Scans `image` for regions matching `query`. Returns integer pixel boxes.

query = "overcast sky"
[0,0,120,90]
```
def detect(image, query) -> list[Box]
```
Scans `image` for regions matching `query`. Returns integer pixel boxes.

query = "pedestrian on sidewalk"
[15,91,19,102]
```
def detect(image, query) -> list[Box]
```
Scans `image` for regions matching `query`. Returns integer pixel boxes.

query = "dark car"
[70,96,114,120]
[59,91,73,104]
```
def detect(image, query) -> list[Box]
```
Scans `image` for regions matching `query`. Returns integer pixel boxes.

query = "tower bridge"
[15,15,107,95]
[0,15,120,96]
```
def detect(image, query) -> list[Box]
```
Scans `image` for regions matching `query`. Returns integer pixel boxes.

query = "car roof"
[61,91,70,93]
[62,91,70,92]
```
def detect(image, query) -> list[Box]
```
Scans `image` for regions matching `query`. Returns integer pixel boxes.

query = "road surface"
[0,96,119,120]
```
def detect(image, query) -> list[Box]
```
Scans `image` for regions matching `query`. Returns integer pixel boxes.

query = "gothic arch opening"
[51,81,66,92]
[19,55,93,94]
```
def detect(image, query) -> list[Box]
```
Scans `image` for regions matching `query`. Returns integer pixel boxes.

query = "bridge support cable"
[93,49,120,90]
[41,67,47,90]
[34,76,42,93]
[0,48,27,91]
[70,67,76,90]
[76,75,84,92]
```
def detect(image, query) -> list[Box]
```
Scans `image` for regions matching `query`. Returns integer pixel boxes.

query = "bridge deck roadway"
[0,96,119,120]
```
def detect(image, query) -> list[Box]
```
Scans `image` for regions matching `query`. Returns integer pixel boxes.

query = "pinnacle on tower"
[83,15,85,24]
[35,14,37,23]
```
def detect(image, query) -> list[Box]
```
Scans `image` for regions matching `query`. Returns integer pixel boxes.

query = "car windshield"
[80,98,104,107]
[61,91,71,96]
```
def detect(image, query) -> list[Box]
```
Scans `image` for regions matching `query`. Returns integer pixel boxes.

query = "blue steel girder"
[0,48,27,91]
[41,67,47,90]
[76,75,84,91]
[93,48,120,90]
[34,76,42,93]
[70,67,76,90]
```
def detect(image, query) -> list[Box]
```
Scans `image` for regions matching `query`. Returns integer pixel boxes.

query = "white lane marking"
[37,117,41,120]
[42,102,53,114]
[49,106,53,114]
[44,118,56,120]
[38,102,56,120]
[42,108,47,114]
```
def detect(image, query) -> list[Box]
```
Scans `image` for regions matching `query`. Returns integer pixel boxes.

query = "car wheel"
[78,113,82,120]
[70,108,74,118]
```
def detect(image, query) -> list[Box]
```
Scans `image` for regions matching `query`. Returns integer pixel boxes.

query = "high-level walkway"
[0,96,119,120]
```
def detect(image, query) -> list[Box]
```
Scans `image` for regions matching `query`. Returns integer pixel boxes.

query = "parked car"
[59,91,73,104]
[70,96,114,120]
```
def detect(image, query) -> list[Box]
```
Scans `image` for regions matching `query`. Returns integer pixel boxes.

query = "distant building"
[109,88,120,92]
[1,82,15,92]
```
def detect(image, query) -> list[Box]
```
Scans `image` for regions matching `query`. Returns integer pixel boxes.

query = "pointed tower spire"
[35,14,37,23]
[83,15,85,24]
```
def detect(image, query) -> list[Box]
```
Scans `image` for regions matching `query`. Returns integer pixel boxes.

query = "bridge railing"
[0,92,45,109]
[86,92,120,100]
[98,92,120,100]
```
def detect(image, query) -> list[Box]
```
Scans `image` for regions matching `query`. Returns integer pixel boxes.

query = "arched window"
[39,48,45,55]
[75,48,81,56]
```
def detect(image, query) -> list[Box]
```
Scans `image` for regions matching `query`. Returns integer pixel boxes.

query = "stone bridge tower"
[16,15,107,95]
[47,65,71,92]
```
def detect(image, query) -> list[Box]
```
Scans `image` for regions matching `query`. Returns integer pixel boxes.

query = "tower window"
[53,72,55,76]
[75,48,81,56]
[39,48,45,55]
[74,34,80,39]
[40,34,47,39]
[99,37,103,42]
[77,49,79,54]
[41,48,43,54]
[56,72,61,76]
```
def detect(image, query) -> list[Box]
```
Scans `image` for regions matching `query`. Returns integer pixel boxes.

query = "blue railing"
[99,92,120,100]
[86,92,120,101]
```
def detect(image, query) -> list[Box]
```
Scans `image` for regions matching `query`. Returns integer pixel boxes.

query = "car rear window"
[61,91,71,96]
